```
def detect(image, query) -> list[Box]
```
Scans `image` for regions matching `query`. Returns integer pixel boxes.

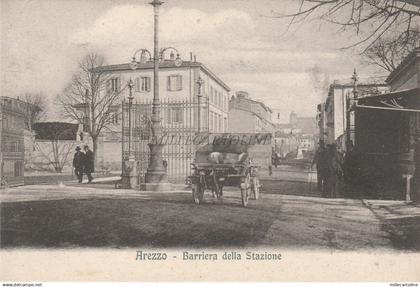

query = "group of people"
[72,145,95,184]
[311,141,358,198]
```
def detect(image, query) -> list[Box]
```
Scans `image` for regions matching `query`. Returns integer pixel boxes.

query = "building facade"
[90,55,231,171]
[228,91,274,133]
[0,97,26,187]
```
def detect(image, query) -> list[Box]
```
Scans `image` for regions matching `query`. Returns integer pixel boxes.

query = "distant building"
[228,91,274,133]
[288,111,318,135]
[273,112,317,159]
[0,97,26,187]
[274,132,298,158]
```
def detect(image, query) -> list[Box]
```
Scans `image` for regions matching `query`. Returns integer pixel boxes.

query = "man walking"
[326,144,343,198]
[311,141,328,197]
[83,145,94,183]
[72,146,84,183]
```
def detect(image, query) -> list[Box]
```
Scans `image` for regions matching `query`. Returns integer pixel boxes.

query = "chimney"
[194,55,197,62]
[190,52,193,61]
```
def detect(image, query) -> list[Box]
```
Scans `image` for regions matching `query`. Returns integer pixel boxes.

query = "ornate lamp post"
[351,68,359,99]
[196,76,204,133]
[121,78,137,189]
[129,0,172,190]
[127,79,134,155]
[346,68,359,150]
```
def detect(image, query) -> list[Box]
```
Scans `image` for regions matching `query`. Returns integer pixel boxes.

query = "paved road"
[1,183,419,250]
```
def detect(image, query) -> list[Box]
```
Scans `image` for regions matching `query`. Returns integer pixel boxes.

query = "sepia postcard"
[1,0,420,284]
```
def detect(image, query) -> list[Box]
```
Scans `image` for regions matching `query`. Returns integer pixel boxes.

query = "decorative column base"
[140,143,172,191]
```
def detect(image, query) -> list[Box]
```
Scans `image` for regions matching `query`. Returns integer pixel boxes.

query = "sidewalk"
[363,199,420,250]
[363,199,420,220]
[259,166,316,182]
[24,171,121,185]
[0,183,189,203]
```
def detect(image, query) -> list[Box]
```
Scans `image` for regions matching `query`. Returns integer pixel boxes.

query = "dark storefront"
[354,89,419,200]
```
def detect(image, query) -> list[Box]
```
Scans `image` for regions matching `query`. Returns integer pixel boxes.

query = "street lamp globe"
[140,52,149,64]
[174,53,182,67]
[130,57,138,70]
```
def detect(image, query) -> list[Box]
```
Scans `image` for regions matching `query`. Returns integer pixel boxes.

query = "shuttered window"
[167,75,182,91]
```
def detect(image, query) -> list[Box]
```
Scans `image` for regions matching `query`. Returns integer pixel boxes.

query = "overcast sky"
[1,0,387,122]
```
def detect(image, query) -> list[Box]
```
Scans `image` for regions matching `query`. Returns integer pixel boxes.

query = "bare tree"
[20,93,47,130]
[274,0,420,50]
[57,53,125,165]
[30,122,78,173]
[362,29,419,72]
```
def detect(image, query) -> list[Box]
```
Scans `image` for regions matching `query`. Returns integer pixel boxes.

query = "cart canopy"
[194,144,248,164]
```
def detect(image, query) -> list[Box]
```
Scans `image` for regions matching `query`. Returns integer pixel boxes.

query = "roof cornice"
[92,60,231,92]
[386,47,420,84]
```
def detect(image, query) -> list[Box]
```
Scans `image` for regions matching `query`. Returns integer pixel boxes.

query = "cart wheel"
[252,177,260,200]
[192,183,204,205]
[241,176,250,207]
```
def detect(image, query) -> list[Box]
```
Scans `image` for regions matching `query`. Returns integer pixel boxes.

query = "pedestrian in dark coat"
[83,145,94,183]
[311,141,328,197]
[72,146,84,183]
[325,144,343,198]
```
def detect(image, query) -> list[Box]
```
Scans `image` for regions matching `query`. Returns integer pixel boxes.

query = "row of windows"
[1,160,24,177]
[209,111,227,132]
[1,140,24,152]
[135,77,151,92]
[165,108,183,124]
[108,75,183,93]
[108,75,228,113]
[207,85,227,111]
[112,107,227,131]
[115,108,186,126]
[1,115,25,131]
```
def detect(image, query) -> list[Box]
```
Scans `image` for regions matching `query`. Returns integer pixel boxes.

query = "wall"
[228,109,256,133]
[26,140,79,173]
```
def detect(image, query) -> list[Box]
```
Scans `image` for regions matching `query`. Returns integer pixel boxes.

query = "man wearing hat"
[311,141,328,196]
[72,146,84,183]
[83,145,94,183]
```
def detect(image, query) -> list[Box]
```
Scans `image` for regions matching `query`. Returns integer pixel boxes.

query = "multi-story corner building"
[228,91,274,133]
[0,97,27,187]
[95,55,230,130]
[89,54,231,175]
[324,80,389,150]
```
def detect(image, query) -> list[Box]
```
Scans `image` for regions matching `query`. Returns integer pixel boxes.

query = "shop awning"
[355,88,420,113]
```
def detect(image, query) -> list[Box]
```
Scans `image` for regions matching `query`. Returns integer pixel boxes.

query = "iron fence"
[122,97,207,184]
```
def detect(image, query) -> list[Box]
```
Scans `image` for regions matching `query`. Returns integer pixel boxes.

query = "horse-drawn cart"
[189,144,260,207]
